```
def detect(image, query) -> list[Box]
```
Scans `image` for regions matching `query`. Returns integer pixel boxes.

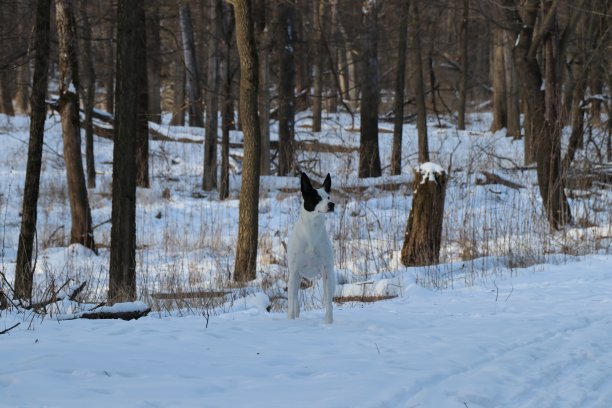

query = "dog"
[287,172,336,324]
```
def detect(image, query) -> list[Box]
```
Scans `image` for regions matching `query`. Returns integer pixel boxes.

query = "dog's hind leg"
[287,268,300,319]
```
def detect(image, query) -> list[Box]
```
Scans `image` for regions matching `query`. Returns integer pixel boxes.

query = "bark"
[490,28,507,132]
[457,0,469,130]
[358,0,382,178]
[15,62,30,115]
[203,0,221,191]
[77,2,96,188]
[561,75,586,177]
[56,0,96,253]
[277,2,296,176]
[401,166,448,266]
[179,3,204,128]
[101,9,115,114]
[503,32,521,139]
[146,0,162,124]
[109,0,148,302]
[254,0,270,174]
[311,0,325,133]
[0,71,15,115]
[502,0,571,229]
[391,0,409,175]
[14,0,51,300]
[170,50,186,126]
[410,0,429,163]
[219,4,234,200]
[232,0,262,282]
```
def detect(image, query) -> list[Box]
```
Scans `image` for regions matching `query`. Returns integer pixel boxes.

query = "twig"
[0,322,20,335]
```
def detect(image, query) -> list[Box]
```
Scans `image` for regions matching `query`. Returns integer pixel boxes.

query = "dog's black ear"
[300,172,314,194]
[323,173,331,193]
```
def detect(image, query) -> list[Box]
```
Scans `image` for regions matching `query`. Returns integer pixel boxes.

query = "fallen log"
[475,171,525,190]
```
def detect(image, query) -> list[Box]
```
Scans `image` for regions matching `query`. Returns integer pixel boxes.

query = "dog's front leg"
[287,267,300,319]
[323,266,335,324]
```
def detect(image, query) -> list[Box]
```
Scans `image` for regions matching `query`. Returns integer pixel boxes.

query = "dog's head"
[300,172,335,213]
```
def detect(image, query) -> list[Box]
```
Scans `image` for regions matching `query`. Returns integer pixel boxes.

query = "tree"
[109,0,148,302]
[457,0,469,130]
[179,3,204,128]
[219,4,235,200]
[391,0,409,175]
[146,0,162,124]
[231,0,262,282]
[410,0,429,163]
[77,1,97,188]
[277,1,297,176]
[255,0,271,175]
[311,0,326,133]
[56,0,97,253]
[14,0,51,300]
[498,0,571,230]
[358,0,382,178]
[203,0,221,191]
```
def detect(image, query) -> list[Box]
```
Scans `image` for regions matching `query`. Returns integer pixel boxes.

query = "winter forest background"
[0,1,611,406]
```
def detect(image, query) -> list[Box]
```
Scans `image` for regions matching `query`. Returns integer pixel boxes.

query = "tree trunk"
[179,3,204,128]
[14,0,51,300]
[232,0,262,282]
[457,0,469,130]
[391,0,409,175]
[170,50,186,126]
[146,0,162,124]
[503,31,521,139]
[401,164,447,266]
[101,9,115,114]
[56,0,96,253]
[0,72,15,115]
[411,0,429,163]
[203,0,221,191]
[490,28,507,132]
[254,0,270,175]
[561,74,586,177]
[15,62,30,115]
[358,0,382,179]
[311,0,325,133]
[219,4,234,200]
[77,2,97,188]
[109,0,148,302]
[504,0,571,230]
[277,2,296,176]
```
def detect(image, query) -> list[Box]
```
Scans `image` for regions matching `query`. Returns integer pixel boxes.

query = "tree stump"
[401,163,448,266]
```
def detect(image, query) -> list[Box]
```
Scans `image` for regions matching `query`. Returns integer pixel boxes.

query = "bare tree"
[77,1,97,188]
[203,0,221,191]
[457,0,469,130]
[358,0,382,178]
[231,0,262,282]
[255,0,271,174]
[109,0,148,302]
[219,4,235,200]
[498,0,571,229]
[411,0,429,163]
[179,3,204,127]
[14,0,51,300]
[277,1,297,176]
[391,0,409,175]
[56,0,97,252]
[311,0,326,133]
[146,0,162,124]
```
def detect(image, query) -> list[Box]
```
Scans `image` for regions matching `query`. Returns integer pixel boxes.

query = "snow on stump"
[401,163,447,266]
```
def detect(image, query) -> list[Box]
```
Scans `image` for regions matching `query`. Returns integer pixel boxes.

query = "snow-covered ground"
[2,256,612,407]
[1,109,611,407]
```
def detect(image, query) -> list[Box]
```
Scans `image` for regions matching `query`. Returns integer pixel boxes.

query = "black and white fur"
[287,172,336,324]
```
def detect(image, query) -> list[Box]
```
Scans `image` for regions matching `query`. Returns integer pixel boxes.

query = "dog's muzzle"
[327,202,335,212]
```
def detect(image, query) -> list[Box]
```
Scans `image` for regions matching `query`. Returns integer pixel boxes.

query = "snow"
[2,256,612,407]
[0,107,611,407]
[417,161,445,183]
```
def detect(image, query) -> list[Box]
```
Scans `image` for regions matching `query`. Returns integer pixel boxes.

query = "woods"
[0,0,610,309]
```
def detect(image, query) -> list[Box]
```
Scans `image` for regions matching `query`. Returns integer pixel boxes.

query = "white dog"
[287,172,336,324]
